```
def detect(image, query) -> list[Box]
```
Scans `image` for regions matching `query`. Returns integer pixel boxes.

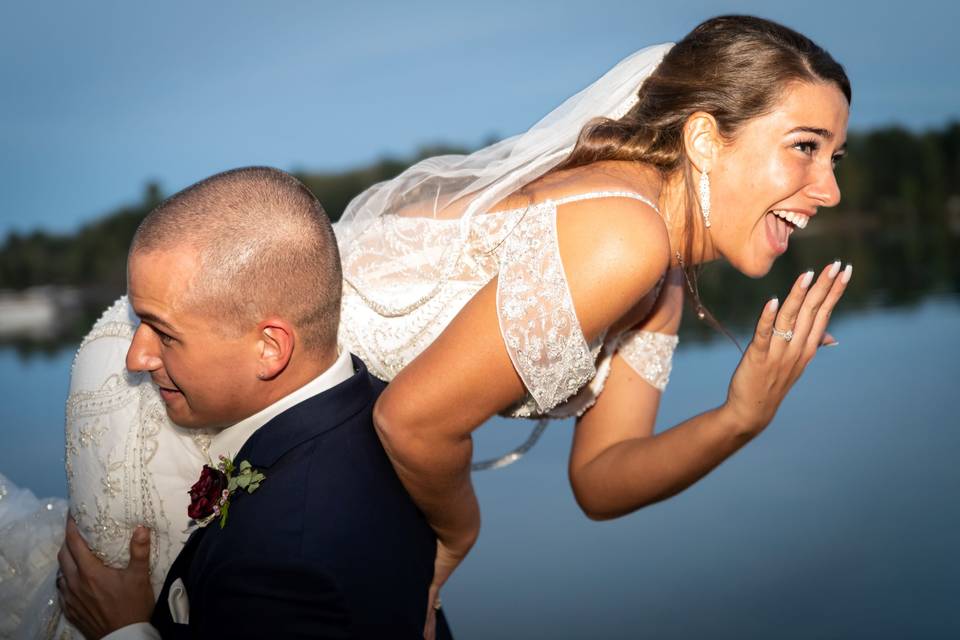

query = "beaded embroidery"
[617,329,679,391]
[340,190,671,419]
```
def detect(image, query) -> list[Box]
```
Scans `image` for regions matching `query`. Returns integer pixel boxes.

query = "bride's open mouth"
[764,209,810,255]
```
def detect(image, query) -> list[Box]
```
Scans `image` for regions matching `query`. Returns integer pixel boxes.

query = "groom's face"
[126,248,261,429]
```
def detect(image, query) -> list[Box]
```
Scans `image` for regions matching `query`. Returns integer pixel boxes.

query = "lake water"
[1,295,958,637]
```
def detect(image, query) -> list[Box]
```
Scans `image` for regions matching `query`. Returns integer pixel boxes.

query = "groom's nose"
[126,323,163,373]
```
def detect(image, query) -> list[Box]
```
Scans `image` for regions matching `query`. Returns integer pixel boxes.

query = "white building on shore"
[0,287,81,338]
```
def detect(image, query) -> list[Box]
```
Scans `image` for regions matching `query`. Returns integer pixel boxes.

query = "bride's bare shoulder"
[542,163,671,336]
[547,161,669,264]
[494,160,662,211]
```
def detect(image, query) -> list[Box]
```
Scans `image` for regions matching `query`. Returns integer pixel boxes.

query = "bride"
[1,15,852,638]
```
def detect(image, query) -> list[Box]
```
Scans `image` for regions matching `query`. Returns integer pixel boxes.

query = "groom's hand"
[57,516,155,639]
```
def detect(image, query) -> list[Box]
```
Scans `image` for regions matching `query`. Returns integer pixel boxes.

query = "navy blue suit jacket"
[152,356,451,639]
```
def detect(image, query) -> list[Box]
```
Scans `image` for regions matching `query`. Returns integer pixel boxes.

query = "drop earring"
[698,168,712,228]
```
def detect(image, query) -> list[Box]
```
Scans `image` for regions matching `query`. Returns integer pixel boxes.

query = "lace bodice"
[338,191,678,419]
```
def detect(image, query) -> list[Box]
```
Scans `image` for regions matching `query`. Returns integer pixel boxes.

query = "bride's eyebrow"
[787,126,833,139]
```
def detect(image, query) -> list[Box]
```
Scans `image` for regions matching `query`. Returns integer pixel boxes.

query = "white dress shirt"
[104,349,354,639]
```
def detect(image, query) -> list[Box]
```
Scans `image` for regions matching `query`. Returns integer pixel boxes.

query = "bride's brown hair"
[555,15,851,333]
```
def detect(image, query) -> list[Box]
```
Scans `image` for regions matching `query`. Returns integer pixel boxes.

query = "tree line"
[1,124,957,339]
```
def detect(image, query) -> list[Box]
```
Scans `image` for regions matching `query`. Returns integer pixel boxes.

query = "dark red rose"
[188,464,228,520]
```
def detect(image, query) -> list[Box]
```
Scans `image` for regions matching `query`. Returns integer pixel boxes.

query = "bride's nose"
[126,323,163,373]
[807,161,841,208]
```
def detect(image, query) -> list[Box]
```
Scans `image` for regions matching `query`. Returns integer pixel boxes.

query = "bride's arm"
[373,199,671,584]
[569,262,850,520]
[569,353,745,519]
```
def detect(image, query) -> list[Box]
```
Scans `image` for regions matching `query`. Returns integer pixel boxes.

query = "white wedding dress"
[1,299,213,639]
[0,43,680,638]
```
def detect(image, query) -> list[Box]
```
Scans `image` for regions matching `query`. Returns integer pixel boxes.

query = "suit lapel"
[151,356,381,632]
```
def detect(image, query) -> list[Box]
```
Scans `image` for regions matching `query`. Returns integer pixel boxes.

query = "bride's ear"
[683,111,721,174]
[255,320,294,381]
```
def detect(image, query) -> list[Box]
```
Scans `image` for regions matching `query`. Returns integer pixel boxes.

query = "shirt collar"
[206,348,354,465]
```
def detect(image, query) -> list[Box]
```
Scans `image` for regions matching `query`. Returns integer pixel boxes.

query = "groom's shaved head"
[130,167,341,352]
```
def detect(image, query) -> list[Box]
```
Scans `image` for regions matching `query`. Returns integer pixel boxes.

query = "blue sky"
[1,0,957,236]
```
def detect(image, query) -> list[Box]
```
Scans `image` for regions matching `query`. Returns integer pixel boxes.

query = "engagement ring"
[772,327,794,342]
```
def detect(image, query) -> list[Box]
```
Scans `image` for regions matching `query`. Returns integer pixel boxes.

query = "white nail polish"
[800,270,814,289]
[823,341,840,348]
[828,261,842,278]
[841,264,853,283]
[769,297,779,312]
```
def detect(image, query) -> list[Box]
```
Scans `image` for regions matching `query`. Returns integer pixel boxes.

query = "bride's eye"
[792,139,820,155]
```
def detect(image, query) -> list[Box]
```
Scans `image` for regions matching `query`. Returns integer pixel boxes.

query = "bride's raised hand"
[723,260,851,435]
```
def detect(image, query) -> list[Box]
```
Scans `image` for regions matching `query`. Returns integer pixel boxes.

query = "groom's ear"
[255,319,295,381]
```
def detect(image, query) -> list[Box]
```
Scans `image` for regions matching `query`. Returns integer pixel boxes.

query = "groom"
[56,167,451,638]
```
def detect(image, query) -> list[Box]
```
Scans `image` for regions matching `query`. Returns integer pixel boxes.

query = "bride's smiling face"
[705,81,850,277]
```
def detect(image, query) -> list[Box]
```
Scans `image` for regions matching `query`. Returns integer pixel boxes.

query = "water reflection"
[458,295,959,638]
[684,228,960,342]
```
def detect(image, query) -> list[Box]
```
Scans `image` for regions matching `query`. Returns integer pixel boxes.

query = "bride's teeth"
[771,210,809,230]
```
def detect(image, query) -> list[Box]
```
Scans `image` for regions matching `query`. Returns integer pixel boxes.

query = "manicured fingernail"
[840,263,853,283]
[828,260,842,278]
[800,270,815,289]
[768,297,779,312]
[824,341,840,348]
[134,526,149,542]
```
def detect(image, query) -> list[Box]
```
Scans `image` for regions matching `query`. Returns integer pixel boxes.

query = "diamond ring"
[772,327,794,342]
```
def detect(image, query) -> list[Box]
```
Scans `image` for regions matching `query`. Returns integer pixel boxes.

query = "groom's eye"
[151,326,174,345]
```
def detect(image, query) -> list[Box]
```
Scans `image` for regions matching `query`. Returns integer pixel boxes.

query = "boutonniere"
[187,455,266,529]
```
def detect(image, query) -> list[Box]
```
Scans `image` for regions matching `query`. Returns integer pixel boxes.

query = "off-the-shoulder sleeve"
[495,202,597,413]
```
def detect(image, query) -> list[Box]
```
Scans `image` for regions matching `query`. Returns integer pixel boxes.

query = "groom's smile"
[156,383,183,403]
[125,247,265,430]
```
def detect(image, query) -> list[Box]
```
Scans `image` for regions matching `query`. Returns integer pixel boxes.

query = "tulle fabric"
[0,475,67,639]
[335,43,673,317]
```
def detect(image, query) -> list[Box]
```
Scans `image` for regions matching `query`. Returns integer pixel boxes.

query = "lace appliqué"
[339,211,522,380]
[617,329,678,391]
[496,200,596,414]
[339,190,663,420]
